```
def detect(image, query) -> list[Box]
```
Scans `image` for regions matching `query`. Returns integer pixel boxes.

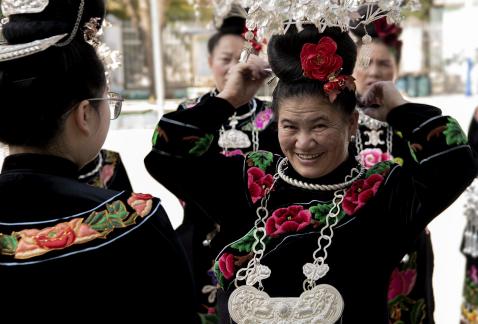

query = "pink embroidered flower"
[359,148,393,169]
[470,265,478,284]
[99,164,114,186]
[127,193,154,217]
[254,108,273,130]
[248,167,274,204]
[218,253,236,280]
[222,149,244,157]
[34,223,77,250]
[342,174,384,215]
[265,205,312,237]
[388,268,417,301]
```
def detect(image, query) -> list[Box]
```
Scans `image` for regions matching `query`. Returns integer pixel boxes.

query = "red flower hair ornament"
[300,36,356,103]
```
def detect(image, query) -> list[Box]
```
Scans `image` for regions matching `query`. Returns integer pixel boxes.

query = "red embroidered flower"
[265,205,312,237]
[388,268,417,301]
[218,252,236,280]
[99,164,114,186]
[248,167,274,204]
[127,193,154,217]
[342,174,384,215]
[300,37,343,81]
[35,223,77,249]
[373,17,402,52]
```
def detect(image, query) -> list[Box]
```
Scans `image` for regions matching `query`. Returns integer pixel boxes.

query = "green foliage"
[166,0,213,22]
[247,151,274,170]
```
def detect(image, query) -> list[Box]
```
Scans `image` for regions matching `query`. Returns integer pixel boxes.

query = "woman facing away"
[0,0,198,321]
[145,24,476,323]
[164,5,281,317]
[351,12,436,323]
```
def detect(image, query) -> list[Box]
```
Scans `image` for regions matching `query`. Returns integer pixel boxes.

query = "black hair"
[0,0,107,147]
[268,25,357,116]
[349,5,402,64]
[207,16,245,54]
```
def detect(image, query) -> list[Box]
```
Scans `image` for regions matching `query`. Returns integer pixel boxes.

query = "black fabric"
[0,153,199,322]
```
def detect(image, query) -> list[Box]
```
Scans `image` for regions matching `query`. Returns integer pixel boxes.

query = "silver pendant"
[363,129,385,147]
[303,262,329,281]
[228,284,344,323]
[218,117,251,149]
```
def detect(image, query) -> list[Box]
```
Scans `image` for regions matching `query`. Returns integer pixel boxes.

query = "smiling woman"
[145,24,476,323]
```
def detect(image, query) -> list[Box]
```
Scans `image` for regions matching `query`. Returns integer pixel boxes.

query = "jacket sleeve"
[379,103,477,239]
[145,96,253,227]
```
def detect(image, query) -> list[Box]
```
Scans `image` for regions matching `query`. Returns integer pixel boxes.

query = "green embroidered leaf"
[230,228,270,253]
[395,130,403,138]
[152,127,159,146]
[247,151,273,170]
[0,234,18,255]
[106,201,129,221]
[198,313,218,324]
[85,210,108,227]
[410,298,426,324]
[443,117,467,146]
[407,142,418,163]
[241,122,253,131]
[310,203,333,223]
[213,261,226,288]
[189,134,214,157]
[366,160,394,177]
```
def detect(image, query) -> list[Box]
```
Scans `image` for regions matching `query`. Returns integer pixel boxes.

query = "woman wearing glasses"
[0,0,198,321]
[77,92,134,192]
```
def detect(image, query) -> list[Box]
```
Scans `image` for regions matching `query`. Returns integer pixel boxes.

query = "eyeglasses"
[87,91,123,120]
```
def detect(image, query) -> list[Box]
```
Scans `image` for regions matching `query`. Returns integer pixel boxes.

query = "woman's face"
[277,95,358,179]
[209,34,246,92]
[353,41,398,96]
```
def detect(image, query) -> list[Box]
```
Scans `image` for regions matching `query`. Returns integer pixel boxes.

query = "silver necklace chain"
[234,165,359,290]
[277,158,365,191]
[78,152,103,180]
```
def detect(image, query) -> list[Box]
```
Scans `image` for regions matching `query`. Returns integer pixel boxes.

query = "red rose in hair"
[300,37,343,81]
[373,17,402,51]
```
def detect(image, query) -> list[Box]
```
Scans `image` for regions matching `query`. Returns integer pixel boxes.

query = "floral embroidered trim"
[247,167,274,204]
[254,107,273,130]
[359,148,393,169]
[265,205,312,237]
[0,193,154,259]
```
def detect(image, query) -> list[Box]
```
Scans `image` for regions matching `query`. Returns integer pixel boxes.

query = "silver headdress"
[211,0,420,63]
[0,0,85,62]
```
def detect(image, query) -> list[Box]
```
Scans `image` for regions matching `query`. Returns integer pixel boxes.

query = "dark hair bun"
[3,0,105,45]
[268,25,357,83]
[219,16,246,35]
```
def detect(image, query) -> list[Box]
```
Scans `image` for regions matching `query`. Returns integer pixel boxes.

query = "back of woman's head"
[0,0,106,147]
[268,26,357,116]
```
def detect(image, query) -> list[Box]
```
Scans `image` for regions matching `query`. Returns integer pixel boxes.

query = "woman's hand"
[217,55,270,108]
[359,81,408,122]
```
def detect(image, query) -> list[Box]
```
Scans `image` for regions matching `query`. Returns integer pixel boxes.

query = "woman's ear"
[70,99,94,136]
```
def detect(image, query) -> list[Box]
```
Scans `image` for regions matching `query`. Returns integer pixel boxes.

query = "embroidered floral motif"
[221,149,244,157]
[127,193,153,217]
[99,164,115,187]
[0,194,155,259]
[247,151,274,170]
[463,264,478,310]
[443,117,468,145]
[254,107,273,130]
[388,252,426,324]
[342,174,384,215]
[265,205,312,238]
[218,252,236,280]
[358,148,393,169]
[152,126,169,146]
[248,167,274,204]
[185,134,214,157]
[309,202,345,225]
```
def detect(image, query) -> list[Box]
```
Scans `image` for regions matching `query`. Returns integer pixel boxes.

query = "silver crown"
[1,0,49,17]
